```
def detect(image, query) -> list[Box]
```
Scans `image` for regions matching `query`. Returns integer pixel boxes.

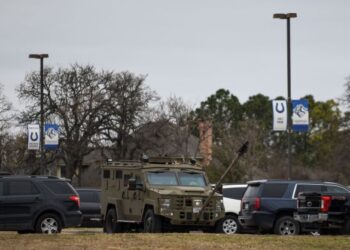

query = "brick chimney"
[198,120,212,166]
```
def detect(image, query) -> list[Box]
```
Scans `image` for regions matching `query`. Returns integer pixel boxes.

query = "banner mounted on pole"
[28,124,40,150]
[292,99,309,132]
[45,124,59,150]
[272,100,287,131]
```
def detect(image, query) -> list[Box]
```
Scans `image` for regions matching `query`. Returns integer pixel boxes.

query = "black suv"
[0,175,82,234]
[238,179,350,235]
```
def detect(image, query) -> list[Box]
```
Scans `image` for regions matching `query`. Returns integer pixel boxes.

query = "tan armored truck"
[100,157,225,233]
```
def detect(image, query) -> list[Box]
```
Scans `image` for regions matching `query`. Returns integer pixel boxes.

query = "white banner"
[28,124,40,150]
[272,100,287,131]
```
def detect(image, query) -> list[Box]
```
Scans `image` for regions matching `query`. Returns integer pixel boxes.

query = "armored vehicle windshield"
[146,170,207,187]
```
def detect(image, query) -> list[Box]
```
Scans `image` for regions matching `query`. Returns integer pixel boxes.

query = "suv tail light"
[254,197,261,210]
[70,195,80,207]
[321,196,331,212]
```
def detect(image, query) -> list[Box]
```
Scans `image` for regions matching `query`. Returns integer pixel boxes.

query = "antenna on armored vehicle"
[196,141,249,222]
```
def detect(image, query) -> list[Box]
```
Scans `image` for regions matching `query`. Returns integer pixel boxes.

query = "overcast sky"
[1,0,350,110]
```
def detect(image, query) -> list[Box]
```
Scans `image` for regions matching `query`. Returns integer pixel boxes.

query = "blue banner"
[45,124,59,150]
[292,99,309,132]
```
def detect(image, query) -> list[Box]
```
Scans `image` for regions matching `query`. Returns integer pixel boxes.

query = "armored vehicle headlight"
[160,198,171,208]
[216,199,223,211]
[193,199,202,207]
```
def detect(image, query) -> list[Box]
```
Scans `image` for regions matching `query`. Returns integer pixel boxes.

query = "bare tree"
[18,65,156,183]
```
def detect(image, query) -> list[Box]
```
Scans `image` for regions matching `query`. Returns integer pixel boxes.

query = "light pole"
[29,53,49,175]
[273,13,297,180]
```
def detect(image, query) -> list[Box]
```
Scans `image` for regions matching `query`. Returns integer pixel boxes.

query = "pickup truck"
[294,191,350,234]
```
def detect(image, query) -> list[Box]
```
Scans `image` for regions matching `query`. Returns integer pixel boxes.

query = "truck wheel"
[216,215,241,234]
[274,216,300,235]
[143,209,162,233]
[35,213,62,234]
[104,208,123,233]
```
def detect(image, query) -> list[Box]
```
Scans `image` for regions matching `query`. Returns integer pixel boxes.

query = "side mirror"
[128,178,144,191]
[128,178,137,191]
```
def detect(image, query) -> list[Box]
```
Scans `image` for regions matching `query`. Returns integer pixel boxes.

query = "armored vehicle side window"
[8,181,39,195]
[103,170,110,179]
[261,183,288,198]
[124,174,131,187]
[147,171,178,186]
[116,170,122,179]
[178,172,206,187]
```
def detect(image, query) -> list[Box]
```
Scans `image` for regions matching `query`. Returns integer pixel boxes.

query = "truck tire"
[143,209,162,233]
[104,208,123,233]
[35,213,62,234]
[216,214,241,234]
[274,216,300,235]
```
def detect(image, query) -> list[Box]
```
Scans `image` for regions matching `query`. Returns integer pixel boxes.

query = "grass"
[1,230,350,250]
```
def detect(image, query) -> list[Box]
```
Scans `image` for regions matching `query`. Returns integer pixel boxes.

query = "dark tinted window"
[116,170,122,179]
[261,183,288,198]
[8,181,39,195]
[103,170,110,179]
[243,185,260,198]
[43,181,76,194]
[77,190,100,202]
[223,187,246,199]
[294,184,322,198]
[0,181,3,195]
[325,185,349,193]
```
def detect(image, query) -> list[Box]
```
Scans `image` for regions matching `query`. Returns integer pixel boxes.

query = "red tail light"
[321,196,331,212]
[70,195,80,207]
[254,197,261,210]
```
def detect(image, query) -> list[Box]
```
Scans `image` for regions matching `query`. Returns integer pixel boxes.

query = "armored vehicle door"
[122,171,144,222]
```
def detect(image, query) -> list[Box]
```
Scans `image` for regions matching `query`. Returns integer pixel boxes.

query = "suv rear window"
[261,183,288,198]
[43,181,76,194]
[8,181,39,195]
[223,187,246,199]
[243,185,260,198]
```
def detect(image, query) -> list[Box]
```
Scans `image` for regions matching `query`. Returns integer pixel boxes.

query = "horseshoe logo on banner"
[275,102,285,113]
[30,132,39,141]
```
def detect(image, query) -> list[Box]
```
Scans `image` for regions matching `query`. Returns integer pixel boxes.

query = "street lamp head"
[29,54,49,59]
[273,13,297,19]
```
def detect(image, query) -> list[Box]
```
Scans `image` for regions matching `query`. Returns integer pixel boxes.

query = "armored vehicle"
[100,157,225,233]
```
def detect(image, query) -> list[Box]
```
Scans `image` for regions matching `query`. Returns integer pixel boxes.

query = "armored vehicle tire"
[104,208,123,233]
[143,209,162,233]
[274,216,300,235]
[35,213,62,234]
[216,214,241,234]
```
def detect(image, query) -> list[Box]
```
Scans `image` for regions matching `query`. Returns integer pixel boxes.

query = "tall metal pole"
[273,13,297,180]
[286,18,292,180]
[40,57,45,175]
[29,54,49,175]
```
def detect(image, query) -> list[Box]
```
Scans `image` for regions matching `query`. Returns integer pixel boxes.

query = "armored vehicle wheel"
[216,214,241,234]
[274,216,300,235]
[105,208,123,233]
[35,213,62,234]
[143,209,162,233]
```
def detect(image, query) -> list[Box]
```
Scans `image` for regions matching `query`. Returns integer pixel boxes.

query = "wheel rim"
[279,220,296,235]
[222,218,238,234]
[40,217,58,234]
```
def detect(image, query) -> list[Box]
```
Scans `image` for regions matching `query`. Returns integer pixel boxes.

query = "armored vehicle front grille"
[185,199,192,207]
[175,197,184,210]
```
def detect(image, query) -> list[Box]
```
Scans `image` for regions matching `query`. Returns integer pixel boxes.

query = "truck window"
[294,184,322,198]
[178,172,206,187]
[261,183,288,198]
[326,185,349,193]
[147,171,178,186]
[223,187,246,199]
